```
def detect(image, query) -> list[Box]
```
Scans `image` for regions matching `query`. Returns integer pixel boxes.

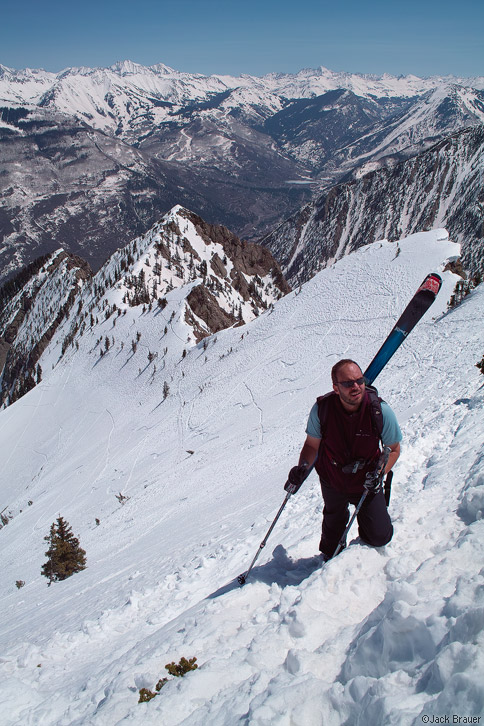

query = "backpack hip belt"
[331,457,375,474]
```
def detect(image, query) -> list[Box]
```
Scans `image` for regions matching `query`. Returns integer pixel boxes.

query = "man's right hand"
[284,464,308,494]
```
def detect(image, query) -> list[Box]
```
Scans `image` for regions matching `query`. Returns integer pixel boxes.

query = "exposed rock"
[0,249,92,405]
[186,285,237,342]
[210,253,227,279]
[179,208,291,293]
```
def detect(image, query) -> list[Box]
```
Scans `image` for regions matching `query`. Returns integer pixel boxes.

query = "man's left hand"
[364,469,383,493]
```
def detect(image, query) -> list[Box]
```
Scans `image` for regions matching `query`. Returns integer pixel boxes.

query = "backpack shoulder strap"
[365,385,384,439]
[316,392,336,439]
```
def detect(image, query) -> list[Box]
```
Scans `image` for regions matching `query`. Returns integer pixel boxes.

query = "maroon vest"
[315,391,381,493]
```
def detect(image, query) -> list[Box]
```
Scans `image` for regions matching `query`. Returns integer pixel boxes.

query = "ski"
[363,273,442,385]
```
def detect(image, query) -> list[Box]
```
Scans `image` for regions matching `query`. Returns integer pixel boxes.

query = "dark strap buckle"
[341,459,366,474]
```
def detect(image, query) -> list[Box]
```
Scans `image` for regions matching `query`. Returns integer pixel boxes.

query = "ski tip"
[419,273,442,296]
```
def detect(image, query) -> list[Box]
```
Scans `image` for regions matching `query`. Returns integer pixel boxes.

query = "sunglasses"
[336,377,365,389]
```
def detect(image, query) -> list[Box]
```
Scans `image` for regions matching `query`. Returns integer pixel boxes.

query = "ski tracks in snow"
[243,383,264,445]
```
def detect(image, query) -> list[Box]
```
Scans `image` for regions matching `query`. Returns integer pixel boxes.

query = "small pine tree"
[41,516,87,584]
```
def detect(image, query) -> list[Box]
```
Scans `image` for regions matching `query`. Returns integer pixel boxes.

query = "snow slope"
[1,230,483,725]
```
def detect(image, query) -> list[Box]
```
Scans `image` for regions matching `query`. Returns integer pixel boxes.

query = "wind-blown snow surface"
[1,231,483,725]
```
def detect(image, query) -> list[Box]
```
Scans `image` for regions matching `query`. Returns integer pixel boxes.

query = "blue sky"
[2,0,482,78]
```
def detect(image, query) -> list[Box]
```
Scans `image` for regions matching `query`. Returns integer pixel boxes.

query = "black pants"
[319,482,393,558]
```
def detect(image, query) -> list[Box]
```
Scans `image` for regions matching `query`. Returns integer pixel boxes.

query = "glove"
[284,463,309,495]
[364,468,384,493]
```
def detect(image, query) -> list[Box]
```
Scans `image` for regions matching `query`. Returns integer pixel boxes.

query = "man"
[286,359,401,560]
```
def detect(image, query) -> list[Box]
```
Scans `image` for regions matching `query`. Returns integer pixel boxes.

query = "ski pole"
[331,446,391,560]
[332,490,369,559]
[237,492,292,585]
[237,461,317,585]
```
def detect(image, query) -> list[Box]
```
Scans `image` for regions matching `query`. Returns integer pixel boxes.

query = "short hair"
[331,359,362,384]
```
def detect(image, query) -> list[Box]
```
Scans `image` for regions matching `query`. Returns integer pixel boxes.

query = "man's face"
[333,362,366,411]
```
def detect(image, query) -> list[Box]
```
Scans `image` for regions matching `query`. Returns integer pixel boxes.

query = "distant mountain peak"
[109,60,153,76]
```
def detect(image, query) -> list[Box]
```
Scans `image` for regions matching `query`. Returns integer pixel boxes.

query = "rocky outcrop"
[179,208,291,293]
[186,286,238,342]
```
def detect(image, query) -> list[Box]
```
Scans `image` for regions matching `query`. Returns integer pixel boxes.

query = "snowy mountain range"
[1,61,484,283]
[2,61,483,126]
[1,226,483,724]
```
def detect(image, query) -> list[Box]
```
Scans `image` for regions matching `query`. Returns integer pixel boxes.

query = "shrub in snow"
[138,657,198,704]
[138,676,169,702]
[138,688,157,703]
[41,516,86,584]
[0,510,12,527]
[16,580,25,589]
[165,656,198,677]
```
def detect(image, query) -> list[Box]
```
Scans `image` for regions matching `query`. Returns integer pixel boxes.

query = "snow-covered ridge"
[344,84,484,165]
[94,205,288,341]
[0,206,288,407]
[1,229,483,724]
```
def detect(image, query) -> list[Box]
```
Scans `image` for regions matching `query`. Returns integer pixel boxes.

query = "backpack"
[316,385,392,505]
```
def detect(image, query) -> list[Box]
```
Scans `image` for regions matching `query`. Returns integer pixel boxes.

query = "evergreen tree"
[41,516,87,584]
